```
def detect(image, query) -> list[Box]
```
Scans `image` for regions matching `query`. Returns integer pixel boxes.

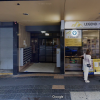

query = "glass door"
[46,39,53,62]
[39,39,46,62]
[31,38,38,62]
[53,38,60,62]
[38,38,60,62]
[39,38,53,62]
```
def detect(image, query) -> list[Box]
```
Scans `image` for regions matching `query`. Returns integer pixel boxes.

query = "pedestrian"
[83,49,92,83]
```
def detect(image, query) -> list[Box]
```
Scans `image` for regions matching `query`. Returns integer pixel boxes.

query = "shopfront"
[64,21,100,74]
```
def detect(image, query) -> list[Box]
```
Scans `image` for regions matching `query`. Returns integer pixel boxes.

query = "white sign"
[65,30,82,46]
[65,30,82,39]
[94,72,100,74]
[94,62,98,67]
[65,21,100,29]
[71,30,79,37]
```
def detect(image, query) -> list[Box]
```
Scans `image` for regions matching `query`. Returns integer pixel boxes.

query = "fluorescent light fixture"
[41,31,46,33]
[45,33,49,36]
[23,13,29,15]
[83,30,88,31]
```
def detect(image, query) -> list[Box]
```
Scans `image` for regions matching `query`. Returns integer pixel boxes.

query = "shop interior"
[83,30,99,59]
[64,30,99,73]
[19,31,60,73]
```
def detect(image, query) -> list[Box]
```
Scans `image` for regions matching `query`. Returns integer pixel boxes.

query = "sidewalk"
[0,74,100,100]
[0,69,13,75]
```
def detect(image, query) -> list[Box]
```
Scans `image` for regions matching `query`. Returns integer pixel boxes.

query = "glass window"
[65,47,82,56]
[83,30,99,59]
[53,33,60,36]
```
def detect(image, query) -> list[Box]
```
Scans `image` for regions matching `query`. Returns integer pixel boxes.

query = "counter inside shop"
[65,56,83,71]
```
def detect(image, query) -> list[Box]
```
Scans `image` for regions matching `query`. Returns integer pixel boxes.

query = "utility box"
[56,48,60,67]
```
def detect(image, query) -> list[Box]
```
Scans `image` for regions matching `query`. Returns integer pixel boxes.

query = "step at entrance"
[65,71,83,76]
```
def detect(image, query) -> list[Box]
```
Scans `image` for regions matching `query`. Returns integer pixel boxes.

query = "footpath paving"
[0,74,100,100]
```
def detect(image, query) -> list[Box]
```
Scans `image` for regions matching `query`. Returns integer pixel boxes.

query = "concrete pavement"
[0,75,100,100]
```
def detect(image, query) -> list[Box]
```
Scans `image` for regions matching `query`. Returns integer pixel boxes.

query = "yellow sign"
[66,31,71,34]
[65,39,81,46]
[71,21,83,27]
[65,30,82,46]
[93,59,100,73]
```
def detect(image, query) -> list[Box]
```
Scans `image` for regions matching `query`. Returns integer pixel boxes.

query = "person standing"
[83,49,92,83]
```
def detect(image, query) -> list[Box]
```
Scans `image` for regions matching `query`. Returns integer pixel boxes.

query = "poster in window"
[83,38,87,44]
[87,44,91,48]
[92,39,96,44]
[94,62,98,67]
[83,44,87,48]
[83,49,86,53]
[92,44,96,49]
[96,44,99,49]
[96,39,99,44]
[92,39,95,43]
[93,59,100,74]
[96,54,99,59]
[87,39,91,44]
[96,49,99,54]
[92,49,95,53]
[96,39,99,48]
[92,49,96,58]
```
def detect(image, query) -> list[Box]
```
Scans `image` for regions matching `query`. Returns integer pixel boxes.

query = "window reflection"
[65,47,82,56]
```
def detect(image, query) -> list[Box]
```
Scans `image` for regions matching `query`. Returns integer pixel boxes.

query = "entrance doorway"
[19,31,60,73]
[32,38,59,63]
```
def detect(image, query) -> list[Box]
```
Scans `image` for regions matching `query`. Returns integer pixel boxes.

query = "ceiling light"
[45,33,49,36]
[41,31,46,33]
[17,3,20,5]
[65,15,73,20]
[23,13,29,15]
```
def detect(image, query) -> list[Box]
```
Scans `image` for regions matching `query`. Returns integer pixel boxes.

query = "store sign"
[65,21,100,29]
[71,30,79,37]
[93,59,100,74]
[65,30,82,46]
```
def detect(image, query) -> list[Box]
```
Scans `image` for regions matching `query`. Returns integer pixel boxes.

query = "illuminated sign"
[71,30,79,37]
[65,30,82,46]
[65,21,100,29]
